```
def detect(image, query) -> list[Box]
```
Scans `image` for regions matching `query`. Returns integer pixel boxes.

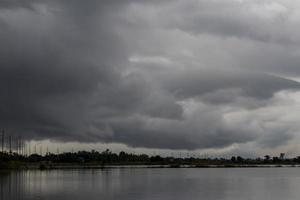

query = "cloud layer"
[1,0,300,151]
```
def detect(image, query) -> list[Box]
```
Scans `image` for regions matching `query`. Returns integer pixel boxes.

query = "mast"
[1,129,4,153]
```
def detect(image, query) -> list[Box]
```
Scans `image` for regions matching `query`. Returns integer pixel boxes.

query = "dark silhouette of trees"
[231,156,236,163]
[264,155,271,163]
[0,150,299,169]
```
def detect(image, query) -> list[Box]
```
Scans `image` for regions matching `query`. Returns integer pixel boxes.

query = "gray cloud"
[158,69,300,100]
[1,0,300,151]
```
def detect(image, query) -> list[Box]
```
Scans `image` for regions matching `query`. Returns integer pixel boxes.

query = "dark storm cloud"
[159,69,300,101]
[102,115,259,150]
[144,0,294,47]
[0,0,300,151]
[0,0,124,137]
[0,0,183,142]
[0,0,37,10]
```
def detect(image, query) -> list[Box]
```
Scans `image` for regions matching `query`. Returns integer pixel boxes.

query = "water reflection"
[1,168,300,200]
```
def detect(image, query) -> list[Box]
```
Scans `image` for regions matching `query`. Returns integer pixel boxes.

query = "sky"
[1,0,300,157]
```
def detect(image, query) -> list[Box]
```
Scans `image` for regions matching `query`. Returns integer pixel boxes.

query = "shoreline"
[1,163,300,170]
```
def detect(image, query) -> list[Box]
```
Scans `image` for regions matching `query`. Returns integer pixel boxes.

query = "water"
[1,168,300,200]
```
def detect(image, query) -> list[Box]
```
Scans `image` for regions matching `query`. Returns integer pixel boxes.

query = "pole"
[17,136,20,155]
[1,129,4,153]
[28,143,31,156]
[9,136,12,154]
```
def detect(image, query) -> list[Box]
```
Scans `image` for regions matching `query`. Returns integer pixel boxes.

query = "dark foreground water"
[1,168,300,200]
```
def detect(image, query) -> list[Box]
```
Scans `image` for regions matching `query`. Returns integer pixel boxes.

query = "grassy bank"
[1,150,300,170]
[1,161,299,170]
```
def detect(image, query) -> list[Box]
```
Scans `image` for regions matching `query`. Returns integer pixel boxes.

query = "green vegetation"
[0,150,299,169]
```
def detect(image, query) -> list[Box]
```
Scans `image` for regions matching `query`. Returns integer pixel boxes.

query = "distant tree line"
[1,149,300,166]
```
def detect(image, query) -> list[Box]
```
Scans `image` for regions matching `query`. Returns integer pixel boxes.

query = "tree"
[231,156,236,163]
[236,156,244,163]
[264,155,270,162]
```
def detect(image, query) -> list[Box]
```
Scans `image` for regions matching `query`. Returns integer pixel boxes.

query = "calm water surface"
[1,168,300,200]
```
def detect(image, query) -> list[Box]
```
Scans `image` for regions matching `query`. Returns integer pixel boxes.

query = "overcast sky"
[1,0,300,157]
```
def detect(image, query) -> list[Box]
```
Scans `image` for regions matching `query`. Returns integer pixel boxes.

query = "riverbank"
[2,151,300,170]
[1,161,300,170]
